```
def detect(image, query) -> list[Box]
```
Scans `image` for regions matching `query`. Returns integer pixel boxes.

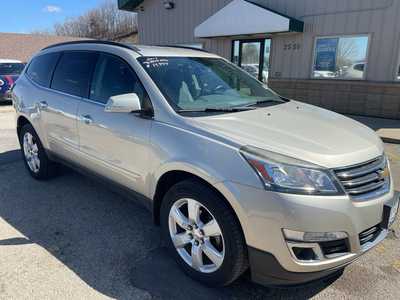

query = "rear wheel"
[160,179,248,286]
[19,123,58,180]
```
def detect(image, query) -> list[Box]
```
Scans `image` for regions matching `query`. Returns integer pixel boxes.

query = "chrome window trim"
[81,97,106,107]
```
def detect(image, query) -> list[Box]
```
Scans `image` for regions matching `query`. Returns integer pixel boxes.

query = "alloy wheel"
[23,132,40,173]
[168,198,225,273]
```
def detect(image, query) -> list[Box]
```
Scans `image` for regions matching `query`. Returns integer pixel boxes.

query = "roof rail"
[41,40,142,54]
[157,45,209,53]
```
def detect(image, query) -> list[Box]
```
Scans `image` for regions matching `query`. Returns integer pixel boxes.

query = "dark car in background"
[0,59,25,102]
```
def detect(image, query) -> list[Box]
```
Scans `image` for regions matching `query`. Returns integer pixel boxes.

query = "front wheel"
[160,179,248,286]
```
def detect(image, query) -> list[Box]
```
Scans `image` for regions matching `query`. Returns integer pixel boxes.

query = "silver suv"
[13,41,398,287]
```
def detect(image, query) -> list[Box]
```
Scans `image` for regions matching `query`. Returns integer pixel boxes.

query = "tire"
[160,179,248,286]
[19,123,58,180]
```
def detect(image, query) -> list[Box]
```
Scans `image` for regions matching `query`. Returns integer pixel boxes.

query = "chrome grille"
[334,156,389,198]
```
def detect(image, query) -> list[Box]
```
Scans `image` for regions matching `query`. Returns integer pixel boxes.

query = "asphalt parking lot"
[0,103,399,299]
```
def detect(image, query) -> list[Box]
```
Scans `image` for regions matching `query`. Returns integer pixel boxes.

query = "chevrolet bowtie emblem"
[377,168,389,179]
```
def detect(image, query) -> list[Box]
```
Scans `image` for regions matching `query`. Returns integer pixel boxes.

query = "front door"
[77,53,152,196]
[232,39,271,83]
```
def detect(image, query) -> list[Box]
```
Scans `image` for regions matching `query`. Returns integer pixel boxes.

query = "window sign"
[312,35,369,80]
[315,38,338,72]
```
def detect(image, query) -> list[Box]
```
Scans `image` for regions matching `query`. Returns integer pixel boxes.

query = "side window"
[398,65,400,80]
[90,54,145,104]
[397,63,400,81]
[26,52,60,87]
[51,52,98,97]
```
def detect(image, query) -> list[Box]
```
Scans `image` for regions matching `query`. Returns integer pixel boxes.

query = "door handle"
[80,114,93,125]
[38,101,48,109]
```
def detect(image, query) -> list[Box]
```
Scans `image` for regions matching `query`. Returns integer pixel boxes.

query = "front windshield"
[0,63,25,75]
[138,57,283,111]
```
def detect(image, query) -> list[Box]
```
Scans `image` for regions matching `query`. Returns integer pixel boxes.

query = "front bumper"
[215,181,398,286]
[248,247,347,286]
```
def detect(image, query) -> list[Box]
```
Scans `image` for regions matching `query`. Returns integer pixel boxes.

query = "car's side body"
[12,41,398,287]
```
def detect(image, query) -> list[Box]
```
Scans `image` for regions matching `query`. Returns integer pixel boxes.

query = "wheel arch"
[152,169,248,245]
[16,115,31,138]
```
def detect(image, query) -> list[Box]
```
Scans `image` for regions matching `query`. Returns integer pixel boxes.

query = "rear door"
[77,53,152,195]
[45,51,98,159]
[24,52,60,143]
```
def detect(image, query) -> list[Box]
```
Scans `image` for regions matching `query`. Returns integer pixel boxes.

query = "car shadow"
[0,156,340,299]
[0,149,21,165]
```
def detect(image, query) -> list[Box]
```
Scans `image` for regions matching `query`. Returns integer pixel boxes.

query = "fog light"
[292,247,318,261]
[283,229,348,242]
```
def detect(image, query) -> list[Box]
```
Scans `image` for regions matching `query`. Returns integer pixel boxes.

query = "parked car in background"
[241,63,268,83]
[0,59,25,102]
[313,70,336,78]
[12,41,399,288]
[342,62,366,79]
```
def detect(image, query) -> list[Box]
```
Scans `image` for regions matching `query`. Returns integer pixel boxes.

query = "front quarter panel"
[148,120,263,198]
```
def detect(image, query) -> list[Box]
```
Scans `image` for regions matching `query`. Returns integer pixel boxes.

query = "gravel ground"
[0,104,399,300]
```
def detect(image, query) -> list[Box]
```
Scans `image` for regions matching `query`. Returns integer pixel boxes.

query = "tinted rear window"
[0,63,25,75]
[27,53,60,87]
[51,52,98,97]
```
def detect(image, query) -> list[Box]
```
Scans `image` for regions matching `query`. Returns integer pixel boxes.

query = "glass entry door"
[232,39,271,83]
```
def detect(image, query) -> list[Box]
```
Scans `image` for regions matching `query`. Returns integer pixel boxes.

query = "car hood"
[190,101,383,169]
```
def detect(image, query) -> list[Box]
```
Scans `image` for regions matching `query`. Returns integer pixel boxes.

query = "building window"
[231,39,271,83]
[312,35,369,80]
[397,59,400,81]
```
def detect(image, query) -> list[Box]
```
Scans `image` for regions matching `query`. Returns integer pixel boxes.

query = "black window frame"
[230,38,272,82]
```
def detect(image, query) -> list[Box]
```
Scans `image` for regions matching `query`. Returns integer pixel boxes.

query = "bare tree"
[336,39,358,69]
[53,0,138,40]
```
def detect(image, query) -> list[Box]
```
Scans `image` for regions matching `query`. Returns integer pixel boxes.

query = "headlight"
[0,79,4,87]
[240,146,343,195]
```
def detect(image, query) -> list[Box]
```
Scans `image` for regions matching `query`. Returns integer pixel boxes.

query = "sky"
[0,0,106,34]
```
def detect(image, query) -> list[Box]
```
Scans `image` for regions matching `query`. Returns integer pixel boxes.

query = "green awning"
[118,0,143,11]
[195,0,303,38]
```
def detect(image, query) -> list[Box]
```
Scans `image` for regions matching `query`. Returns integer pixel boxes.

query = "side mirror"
[104,93,141,113]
